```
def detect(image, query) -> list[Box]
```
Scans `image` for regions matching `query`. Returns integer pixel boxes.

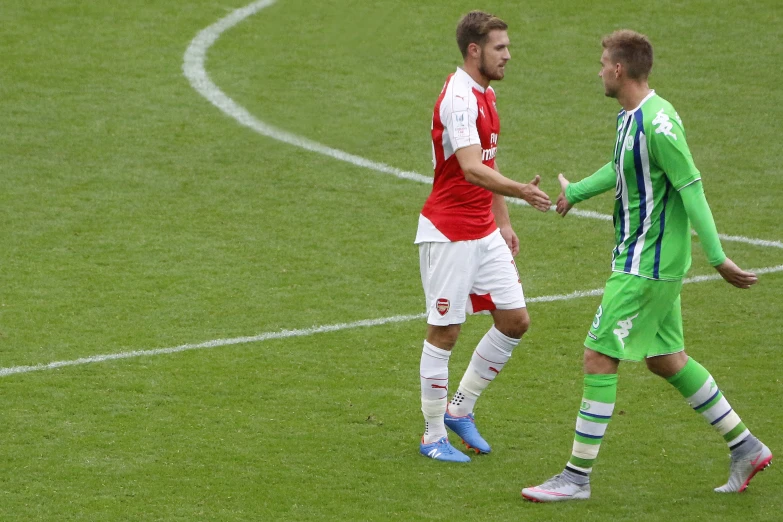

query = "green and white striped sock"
[564,373,618,481]
[667,357,749,448]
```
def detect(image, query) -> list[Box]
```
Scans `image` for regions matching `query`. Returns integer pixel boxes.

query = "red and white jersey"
[415,67,501,244]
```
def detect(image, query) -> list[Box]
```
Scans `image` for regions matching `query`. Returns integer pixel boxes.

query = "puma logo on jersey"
[613,313,639,348]
[652,109,678,140]
[479,107,485,118]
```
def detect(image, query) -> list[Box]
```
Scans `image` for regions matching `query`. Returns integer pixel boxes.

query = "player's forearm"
[463,163,525,198]
[565,162,616,204]
[680,181,727,266]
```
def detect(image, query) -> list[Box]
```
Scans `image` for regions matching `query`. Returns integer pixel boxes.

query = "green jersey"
[608,91,701,280]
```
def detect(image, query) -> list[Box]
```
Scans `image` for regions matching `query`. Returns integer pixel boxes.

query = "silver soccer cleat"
[521,474,591,502]
[715,442,773,493]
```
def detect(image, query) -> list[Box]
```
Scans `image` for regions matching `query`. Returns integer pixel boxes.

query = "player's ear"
[468,42,480,59]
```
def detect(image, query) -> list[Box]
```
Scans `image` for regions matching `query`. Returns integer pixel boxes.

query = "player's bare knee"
[426,324,460,350]
[584,348,619,374]
[645,357,666,377]
[507,315,529,339]
[646,351,688,379]
[493,309,529,339]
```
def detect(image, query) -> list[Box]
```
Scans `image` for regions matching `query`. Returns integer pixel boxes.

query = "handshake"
[514,173,573,217]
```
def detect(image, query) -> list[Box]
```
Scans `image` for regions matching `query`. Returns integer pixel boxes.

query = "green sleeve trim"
[565,162,616,204]
[679,181,726,266]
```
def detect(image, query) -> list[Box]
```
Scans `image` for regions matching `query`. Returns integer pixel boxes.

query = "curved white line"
[182,0,783,250]
[182,0,431,185]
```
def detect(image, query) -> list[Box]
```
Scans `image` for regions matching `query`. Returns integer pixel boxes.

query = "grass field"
[1,0,782,520]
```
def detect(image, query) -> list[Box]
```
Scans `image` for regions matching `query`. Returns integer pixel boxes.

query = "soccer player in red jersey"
[416,11,551,462]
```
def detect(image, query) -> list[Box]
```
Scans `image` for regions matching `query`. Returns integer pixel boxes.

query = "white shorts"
[419,229,526,326]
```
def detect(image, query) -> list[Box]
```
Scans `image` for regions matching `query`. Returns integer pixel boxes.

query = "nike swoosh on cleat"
[751,454,763,466]
[528,488,569,496]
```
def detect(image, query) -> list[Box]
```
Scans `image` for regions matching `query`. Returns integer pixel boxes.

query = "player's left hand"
[500,226,519,257]
[715,257,758,289]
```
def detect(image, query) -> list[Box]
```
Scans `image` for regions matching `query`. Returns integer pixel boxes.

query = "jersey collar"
[628,90,657,113]
[456,67,486,93]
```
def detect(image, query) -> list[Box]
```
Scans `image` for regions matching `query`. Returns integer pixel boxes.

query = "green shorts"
[584,272,684,362]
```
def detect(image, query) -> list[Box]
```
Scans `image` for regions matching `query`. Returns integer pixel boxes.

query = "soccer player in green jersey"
[521,30,772,502]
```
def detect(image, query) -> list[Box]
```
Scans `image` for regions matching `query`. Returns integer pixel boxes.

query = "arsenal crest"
[436,298,450,316]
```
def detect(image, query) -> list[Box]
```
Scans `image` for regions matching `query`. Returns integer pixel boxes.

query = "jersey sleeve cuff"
[675,177,702,191]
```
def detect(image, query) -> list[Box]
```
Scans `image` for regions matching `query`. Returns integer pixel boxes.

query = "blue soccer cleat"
[444,410,491,454]
[420,436,471,462]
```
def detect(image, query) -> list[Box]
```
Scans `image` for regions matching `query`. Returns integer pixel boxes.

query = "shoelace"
[431,439,454,452]
[541,475,570,489]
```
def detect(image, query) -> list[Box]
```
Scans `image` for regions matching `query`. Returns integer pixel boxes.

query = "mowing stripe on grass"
[2,264,781,378]
[182,0,783,250]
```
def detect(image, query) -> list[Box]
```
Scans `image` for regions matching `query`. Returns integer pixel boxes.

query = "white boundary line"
[3,1,779,379]
[3,263,780,378]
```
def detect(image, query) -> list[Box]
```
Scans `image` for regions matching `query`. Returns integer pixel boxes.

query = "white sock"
[420,340,451,443]
[449,326,518,417]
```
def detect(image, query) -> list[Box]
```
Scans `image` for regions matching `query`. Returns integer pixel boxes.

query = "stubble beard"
[602,72,620,98]
[479,54,504,82]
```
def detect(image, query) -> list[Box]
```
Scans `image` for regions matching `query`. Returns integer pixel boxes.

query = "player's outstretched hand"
[556,174,574,217]
[520,175,551,212]
[715,257,758,289]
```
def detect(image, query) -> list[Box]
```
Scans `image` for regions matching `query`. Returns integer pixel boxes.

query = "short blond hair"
[602,30,654,80]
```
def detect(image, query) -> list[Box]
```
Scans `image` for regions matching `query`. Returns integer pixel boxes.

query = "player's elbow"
[461,164,483,186]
